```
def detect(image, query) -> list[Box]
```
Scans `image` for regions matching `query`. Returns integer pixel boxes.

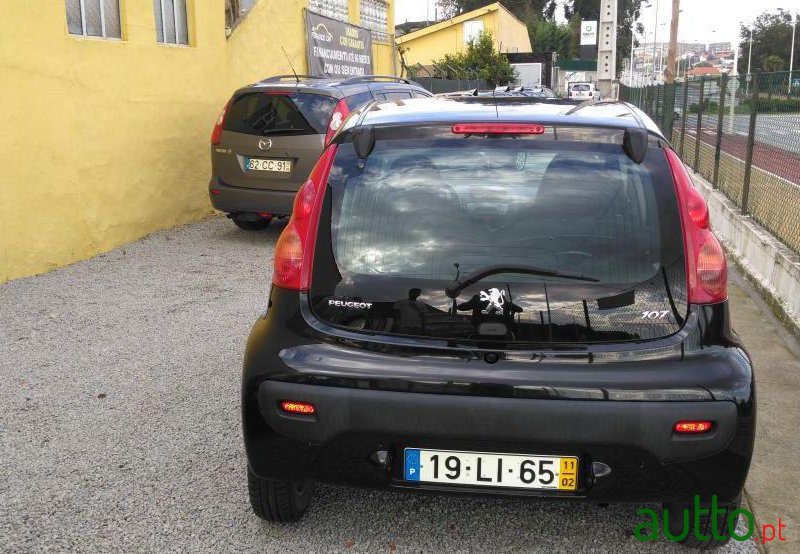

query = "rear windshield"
[224,92,337,136]
[310,128,687,346]
[571,84,592,92]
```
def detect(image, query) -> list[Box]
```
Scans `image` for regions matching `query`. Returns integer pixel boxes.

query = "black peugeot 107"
[242,96,755,548]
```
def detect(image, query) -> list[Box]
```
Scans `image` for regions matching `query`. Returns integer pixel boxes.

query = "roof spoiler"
[623,127,648,164]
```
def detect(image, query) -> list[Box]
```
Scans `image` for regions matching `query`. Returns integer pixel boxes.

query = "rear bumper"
[209,177,297,215]
[245,379,752,503]
[259,381,737,463]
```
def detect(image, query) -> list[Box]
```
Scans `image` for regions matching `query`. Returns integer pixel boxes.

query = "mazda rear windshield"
[309,126,687,346]
[224,92,337,136]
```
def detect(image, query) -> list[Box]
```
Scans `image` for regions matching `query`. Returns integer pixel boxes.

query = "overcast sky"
[394,0,800,44]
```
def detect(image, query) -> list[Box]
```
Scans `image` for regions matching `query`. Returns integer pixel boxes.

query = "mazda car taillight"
[210,100,230,145]
[272,146,338,290]
[666,148,727,304]
[325,99,350,144]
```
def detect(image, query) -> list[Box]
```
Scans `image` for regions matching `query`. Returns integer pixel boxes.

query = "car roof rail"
[339,75,412,85]
[261,75,328,82]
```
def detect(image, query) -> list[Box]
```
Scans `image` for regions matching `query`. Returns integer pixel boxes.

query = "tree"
[738,10,799,74]
[437,0,551,22]
[528,18,573,59]
[563,0,645,73]
[762,54,785,72]
[432,32,518,86]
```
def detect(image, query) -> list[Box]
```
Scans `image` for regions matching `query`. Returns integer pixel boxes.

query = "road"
[682,113,800,155]
[0,217,780,551]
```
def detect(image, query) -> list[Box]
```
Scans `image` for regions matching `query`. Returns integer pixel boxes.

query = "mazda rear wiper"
[445,264,599,299]
[262,128,306,135]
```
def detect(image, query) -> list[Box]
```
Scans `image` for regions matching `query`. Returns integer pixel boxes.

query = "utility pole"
[665,0,680,83]
[597,0,618,98]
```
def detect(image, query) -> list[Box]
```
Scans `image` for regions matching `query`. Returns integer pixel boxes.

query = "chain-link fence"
[406,64,488,94]
[620,71,800,256]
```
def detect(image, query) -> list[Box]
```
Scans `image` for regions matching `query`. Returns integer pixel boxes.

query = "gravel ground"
[0,216,758,552]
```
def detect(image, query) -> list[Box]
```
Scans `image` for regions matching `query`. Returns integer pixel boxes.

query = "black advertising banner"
[306,11,373,78]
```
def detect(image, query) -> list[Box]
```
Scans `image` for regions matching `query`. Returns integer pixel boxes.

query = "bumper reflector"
[279,400,316,415]
[673,420,713,434]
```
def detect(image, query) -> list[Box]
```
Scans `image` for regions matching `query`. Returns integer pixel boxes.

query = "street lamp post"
[652,0,660,82]
[630,29,636,86]
[747,26,753,76]
[790,12,796,95]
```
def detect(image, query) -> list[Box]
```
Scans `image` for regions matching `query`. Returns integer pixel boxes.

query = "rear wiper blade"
[445,264,599,299]
[260,128,306,135]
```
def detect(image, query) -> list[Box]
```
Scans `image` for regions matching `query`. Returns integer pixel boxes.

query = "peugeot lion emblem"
[258,138,273,151]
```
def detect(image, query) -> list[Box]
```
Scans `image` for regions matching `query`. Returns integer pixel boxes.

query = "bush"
[742,97,800,113]
[431,32,516,88]
[688,100,720,114]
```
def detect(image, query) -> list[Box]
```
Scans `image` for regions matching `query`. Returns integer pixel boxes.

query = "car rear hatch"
[569,84,593,98]
[305,122,690,349]
[213,88,338,192]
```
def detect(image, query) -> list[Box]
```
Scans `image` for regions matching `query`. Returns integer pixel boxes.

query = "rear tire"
[233,216,271,231]
[662,495,742,549]
[247,467,315,522]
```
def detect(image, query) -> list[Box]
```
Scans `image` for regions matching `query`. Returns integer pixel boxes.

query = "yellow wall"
[396,3,531,67]
[496,7,532,54]
[0,0,396,283]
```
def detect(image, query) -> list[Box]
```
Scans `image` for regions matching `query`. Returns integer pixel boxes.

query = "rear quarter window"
[345,91,374,111]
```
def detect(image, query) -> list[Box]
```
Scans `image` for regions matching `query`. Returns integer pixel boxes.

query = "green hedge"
[742,97,800,113]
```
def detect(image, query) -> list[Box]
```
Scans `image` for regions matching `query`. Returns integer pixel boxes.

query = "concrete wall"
[0,0,396,283]
[691,172,800,337]
[396,3,530,67]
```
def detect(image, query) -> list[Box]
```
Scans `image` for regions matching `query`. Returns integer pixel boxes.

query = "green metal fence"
[620,71,800,256]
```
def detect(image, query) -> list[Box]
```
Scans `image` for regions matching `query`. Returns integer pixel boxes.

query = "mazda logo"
[258,138,273,151]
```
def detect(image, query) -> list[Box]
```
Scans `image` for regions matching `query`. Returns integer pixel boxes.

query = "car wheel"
[233,216,271,231]
[662,495,742,549]
[247,467,315,522]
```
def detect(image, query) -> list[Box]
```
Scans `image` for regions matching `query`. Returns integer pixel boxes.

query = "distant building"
[687,66,721,77]
[708,42,732,56]
[395,2,531,67]
[638,42,704,57]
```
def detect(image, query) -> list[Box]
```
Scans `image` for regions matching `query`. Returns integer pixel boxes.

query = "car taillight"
[665,148,727,304]
[279,400,316,415]
[272,145,338,291]
[210,100,230,145]
[325,98,350,144]
[451,123,546,135]
[674,420,713,434]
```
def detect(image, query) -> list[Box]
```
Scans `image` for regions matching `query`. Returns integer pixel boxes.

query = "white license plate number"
[245,157,292,172]
[404,449,578,491]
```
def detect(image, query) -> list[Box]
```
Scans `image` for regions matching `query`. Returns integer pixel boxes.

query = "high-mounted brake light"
[272,146,338,291]
[325,98,350,144]
[665,148,727,304]
[452,123,546,135]
[279,400,316,415]
[210,100,230,145]
[674,420,713,434]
